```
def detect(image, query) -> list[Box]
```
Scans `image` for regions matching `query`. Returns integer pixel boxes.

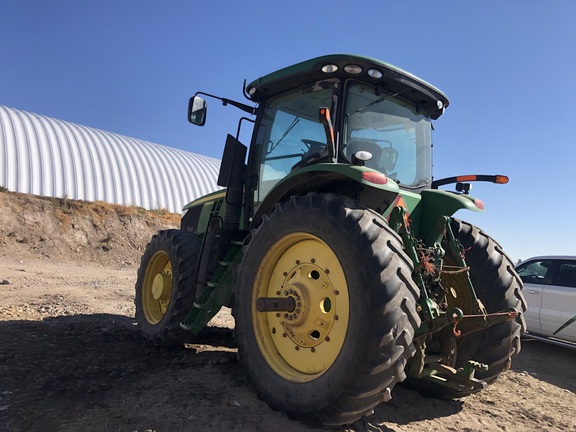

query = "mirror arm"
[195,91,255,115]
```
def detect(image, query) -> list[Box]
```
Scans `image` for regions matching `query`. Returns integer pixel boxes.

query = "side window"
[551,261,576,288]
[254,86,334,203]
[516,260,553,285]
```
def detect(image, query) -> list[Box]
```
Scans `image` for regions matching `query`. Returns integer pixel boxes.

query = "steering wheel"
[291,139,327,171]
[301,139,325,153]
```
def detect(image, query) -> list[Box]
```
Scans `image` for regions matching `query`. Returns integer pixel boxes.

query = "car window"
[551,261,576,288]
[516,260,553,285]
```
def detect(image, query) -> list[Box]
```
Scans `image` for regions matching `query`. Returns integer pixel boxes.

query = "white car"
[516,256,576,347]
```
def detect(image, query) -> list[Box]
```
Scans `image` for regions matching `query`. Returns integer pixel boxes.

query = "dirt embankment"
[0,190,180,267]
[0,190,575,432]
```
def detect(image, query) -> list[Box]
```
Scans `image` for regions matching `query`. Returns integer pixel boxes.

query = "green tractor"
[135,54,526,426]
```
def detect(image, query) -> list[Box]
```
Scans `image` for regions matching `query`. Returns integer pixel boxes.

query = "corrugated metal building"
[0,105,221,213]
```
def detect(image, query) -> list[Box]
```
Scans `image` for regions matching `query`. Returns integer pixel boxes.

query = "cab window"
[253,86,334,203]
[342,81,433,188]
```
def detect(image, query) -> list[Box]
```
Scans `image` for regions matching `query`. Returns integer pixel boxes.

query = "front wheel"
[135,229,201,346]
[233,193,421,426]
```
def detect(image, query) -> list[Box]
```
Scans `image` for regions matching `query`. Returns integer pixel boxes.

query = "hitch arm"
[415,307,520,338]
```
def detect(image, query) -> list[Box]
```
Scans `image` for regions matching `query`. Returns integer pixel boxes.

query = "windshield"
[342,81,433,188]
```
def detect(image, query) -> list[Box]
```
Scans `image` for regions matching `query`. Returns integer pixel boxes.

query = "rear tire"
[135,229,201,346]
[233,193,421,426]
[412,219,526,398]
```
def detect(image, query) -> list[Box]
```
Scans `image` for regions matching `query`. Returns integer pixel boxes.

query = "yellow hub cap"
[142,250,173,324]
[253,233,349,382]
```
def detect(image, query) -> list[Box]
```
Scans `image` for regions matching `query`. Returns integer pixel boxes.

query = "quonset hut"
[0,106,221,213]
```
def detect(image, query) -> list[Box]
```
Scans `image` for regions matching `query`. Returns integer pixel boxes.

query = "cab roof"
[246,54,450,119]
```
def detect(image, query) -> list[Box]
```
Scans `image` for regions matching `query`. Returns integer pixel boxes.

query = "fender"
[251,163,399,229]
[417,189,484,239]
[181,190,226,235]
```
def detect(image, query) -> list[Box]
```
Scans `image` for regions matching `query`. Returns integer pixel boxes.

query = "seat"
[345,140,382,170]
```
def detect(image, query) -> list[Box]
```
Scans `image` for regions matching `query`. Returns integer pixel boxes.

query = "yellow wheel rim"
[253,232,349,382]
[142,250,173,324]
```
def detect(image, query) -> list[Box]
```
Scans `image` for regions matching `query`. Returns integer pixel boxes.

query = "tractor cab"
[250,77,438,197]
[188,55,450,228]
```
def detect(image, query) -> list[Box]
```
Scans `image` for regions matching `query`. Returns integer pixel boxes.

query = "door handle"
[527,289,540,294]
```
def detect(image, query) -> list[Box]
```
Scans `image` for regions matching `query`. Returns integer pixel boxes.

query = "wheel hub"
[277,263,336,348]
[253,234,349,378]
[152,271,172,300]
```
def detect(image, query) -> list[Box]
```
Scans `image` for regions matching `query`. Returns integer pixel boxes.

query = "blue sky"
[1,1,575,262]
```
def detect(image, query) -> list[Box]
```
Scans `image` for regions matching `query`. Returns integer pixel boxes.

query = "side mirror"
[188,96,207,126]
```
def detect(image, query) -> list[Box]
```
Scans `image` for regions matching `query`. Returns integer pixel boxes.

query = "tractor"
[135,54,526,426]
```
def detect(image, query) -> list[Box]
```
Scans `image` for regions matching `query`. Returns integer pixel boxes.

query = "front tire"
[135,229,201,346]
[233,193,421,426]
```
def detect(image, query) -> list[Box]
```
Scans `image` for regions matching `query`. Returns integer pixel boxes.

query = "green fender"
[251,164,399,228]
[416,189,484,239]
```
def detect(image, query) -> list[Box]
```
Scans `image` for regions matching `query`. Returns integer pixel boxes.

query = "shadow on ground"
[4,314,556,432]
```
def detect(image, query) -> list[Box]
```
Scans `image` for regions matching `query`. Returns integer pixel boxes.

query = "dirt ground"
[0,190,575,432]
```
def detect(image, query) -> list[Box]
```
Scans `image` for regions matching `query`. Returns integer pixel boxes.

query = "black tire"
[135,229,201,346]
[413,219,526,398]
[233,193,421,426]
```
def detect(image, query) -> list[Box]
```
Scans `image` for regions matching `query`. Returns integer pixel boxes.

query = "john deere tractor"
[135,54,526,426]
